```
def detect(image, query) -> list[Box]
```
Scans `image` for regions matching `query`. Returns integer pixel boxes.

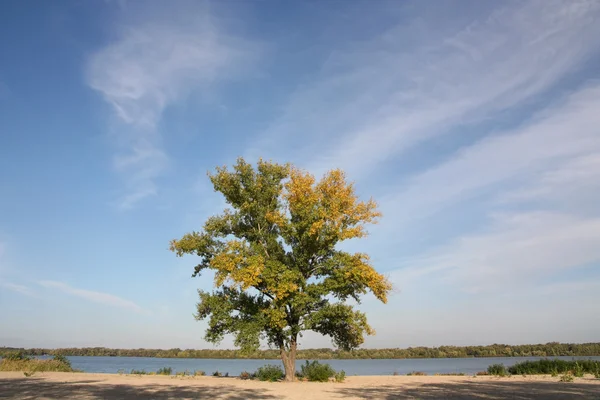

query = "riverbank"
[3,342,599,359]
[1,372,599,399]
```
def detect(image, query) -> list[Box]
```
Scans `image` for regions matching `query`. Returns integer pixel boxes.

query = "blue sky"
[1,0,599,349]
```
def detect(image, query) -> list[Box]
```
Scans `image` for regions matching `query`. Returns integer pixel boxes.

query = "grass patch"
[406,371,427,376]
[487,363,508,377]
[130,369,147,375]
[156,367,172,375]
[508,359,600,375]
[560,372,574,382]
[0,354,75,373]
[194,370,206,376]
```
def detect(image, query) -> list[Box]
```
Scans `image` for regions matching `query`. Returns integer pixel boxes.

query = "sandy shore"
[1,372,599,399]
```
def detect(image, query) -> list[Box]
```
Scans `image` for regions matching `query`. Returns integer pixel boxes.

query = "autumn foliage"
[170,158,391,381]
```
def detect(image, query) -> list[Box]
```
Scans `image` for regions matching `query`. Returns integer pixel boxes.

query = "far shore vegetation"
[1,342,599,360]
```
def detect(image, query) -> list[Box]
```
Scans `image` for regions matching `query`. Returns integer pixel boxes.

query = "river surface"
[37,355,600,376]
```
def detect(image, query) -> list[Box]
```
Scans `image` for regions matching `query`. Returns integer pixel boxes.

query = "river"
[37,355,600,375]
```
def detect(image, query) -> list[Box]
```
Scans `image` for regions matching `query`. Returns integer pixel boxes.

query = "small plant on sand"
[239,371,252,380]
[117,369,125,375]
[130,369,147,375]
[194,370,205,376]
[551,368,559,377]
[212,370,222,377]
[334,370,346,383]
[176,370,190,377]
[255,364,284,382]
[406,371,427,376]
[157,367,172,375]
[23,371,35,377]
[392,371,400,376]
[476,371,489,376]
[300,361,336,382]
[487,364,508,377]
[560,372,574,382]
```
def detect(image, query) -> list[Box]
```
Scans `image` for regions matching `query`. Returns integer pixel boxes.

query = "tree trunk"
[280,340,297,382]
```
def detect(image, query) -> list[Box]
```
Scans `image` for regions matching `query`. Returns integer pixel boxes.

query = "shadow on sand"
[333,379,600,399]
[0,377,277,399]
[1,376,599,399]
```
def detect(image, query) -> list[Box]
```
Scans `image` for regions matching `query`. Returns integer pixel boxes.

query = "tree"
[170,158,391,381]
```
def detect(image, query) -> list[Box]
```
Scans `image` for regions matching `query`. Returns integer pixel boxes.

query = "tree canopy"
[170,158,391,380]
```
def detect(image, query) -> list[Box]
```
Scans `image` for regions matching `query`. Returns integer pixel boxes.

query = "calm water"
[37,355,600,376]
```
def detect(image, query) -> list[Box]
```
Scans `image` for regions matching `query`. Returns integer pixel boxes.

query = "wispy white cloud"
[87,3,258,209]
[0,282,35,297]
[382,83,600,293]
[252,0,600,179]
[39,280,148,315]
[378,84,600,227]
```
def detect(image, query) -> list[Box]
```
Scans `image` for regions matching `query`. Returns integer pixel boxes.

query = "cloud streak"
[382,83,600,293]
[0,282,35,297]
[87,4,258,209]
[253,0,600,179]
[39,280,148,314]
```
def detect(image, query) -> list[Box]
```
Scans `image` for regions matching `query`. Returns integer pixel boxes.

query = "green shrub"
[406,371,427,376]
[508,359,600,375]
[130,369,147,375]
[334,370,346,382]
[300,360,336,382]
[212,370,222,377]
[560,372,574,382]
[157,367,172,375]
[239,371,252,380]
[594,370,600,379]
[487,364,508,376]
[255,364,284,382]
[194,370,205,376]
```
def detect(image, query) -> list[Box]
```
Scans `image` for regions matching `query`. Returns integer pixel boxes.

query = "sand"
[0,372,599,399]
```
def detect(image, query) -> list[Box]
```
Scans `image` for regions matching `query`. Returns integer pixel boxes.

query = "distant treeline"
[2,342,599,359]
